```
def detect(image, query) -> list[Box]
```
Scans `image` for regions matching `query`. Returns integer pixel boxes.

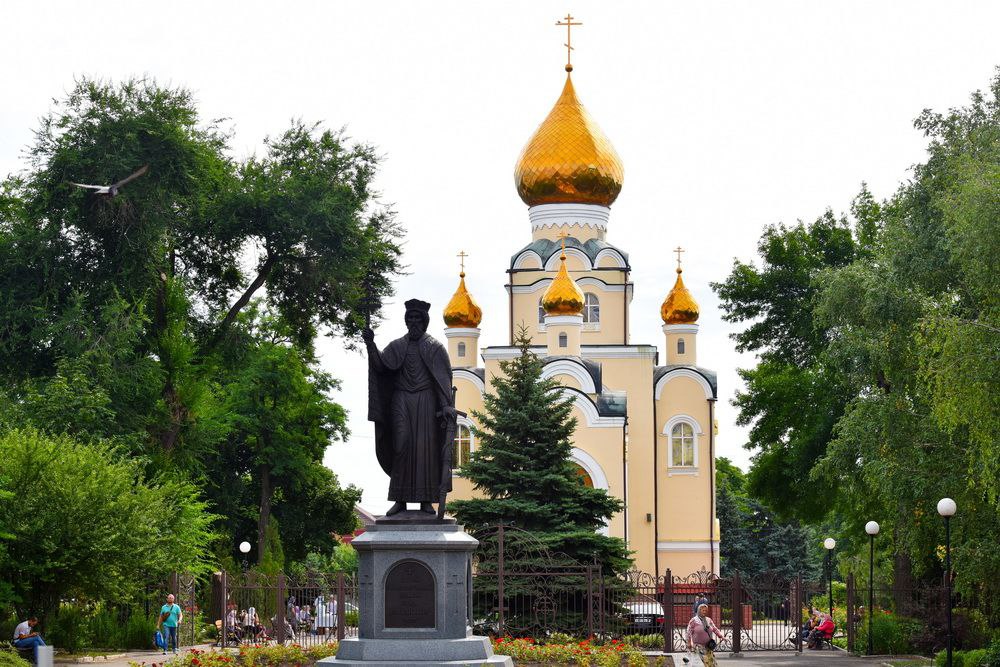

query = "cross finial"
[557,230,570,258]
[674,246,685,272]
[555,14,582,72]
[457,250,468,276]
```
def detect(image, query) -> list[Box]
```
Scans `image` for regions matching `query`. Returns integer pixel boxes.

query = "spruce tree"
[449,328,631,576]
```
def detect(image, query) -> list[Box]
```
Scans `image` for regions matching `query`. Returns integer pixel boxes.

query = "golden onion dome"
[514,74,624,207]
[443,271,482,328]
[661,267,700,324]
[541,245,585,316]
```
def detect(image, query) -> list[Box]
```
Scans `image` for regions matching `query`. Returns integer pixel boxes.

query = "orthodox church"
[442,55,719,578]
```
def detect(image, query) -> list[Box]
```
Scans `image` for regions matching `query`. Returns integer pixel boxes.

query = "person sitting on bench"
[13,616,46,660]
[807,612,836,649]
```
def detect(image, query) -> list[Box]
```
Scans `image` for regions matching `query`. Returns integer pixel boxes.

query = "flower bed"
[133,644,340,667]
[492,638,666,666]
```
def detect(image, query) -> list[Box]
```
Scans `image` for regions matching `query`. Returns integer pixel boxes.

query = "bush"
[855,610,922,655]
[937,648,991,667]
[0,648,32,667]
[47,604,89,653]
[121,614,158,650]
[984,638,1000,667]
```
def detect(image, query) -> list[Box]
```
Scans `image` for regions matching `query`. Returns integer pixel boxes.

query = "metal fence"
[209,571,359,647]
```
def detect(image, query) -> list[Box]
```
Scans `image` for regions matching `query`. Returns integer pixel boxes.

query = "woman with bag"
[686,603,725,666]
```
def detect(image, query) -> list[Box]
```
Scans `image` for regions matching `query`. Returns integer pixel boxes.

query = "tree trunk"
[257,463,272,565]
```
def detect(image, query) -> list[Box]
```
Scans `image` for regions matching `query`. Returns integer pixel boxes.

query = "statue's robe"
[368,332,454,502]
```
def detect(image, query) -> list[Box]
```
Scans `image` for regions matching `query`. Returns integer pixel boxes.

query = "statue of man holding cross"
[363,299,459,517]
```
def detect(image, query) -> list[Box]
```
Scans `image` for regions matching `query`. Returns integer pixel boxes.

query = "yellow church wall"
[580,349,658,574]
[563,403,626,539]
[655,373,719,577]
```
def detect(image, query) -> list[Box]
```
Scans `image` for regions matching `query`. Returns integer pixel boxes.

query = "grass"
[880,660,933,666]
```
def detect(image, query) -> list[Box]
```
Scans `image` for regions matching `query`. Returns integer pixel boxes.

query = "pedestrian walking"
[686,603,725,667]
[157,594,183,655]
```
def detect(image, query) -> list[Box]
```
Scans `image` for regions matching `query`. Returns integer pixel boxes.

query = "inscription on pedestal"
[384,560,435,628]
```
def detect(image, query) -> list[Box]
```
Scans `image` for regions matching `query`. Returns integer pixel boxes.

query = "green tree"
[0,428,215,616]
[448,329,630,575]
[211,307,359,563]
[711,204,872,520]
[0,78,400,559]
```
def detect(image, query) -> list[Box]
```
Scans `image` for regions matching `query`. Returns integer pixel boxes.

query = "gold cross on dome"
[555,14,582,71]
[457,250,468,275]
[557,229,570,252]
[674,246,685,269]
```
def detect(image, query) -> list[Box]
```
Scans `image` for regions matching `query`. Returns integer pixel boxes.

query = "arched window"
[572,463,594,488]
[670,422,696,467]
[558,332,568,348]
[677,338,685,355]
[452,424,472,468]
[457,341,466,358]
[583,293,600,323]
[538,298,546,324]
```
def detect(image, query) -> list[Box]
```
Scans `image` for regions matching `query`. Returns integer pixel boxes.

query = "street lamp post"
[865,521,880,656]
[824,538,836,618]
[938,498,957,667]
[239,540,252,571]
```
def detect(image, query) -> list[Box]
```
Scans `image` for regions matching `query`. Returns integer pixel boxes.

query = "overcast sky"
[2,1,998,513]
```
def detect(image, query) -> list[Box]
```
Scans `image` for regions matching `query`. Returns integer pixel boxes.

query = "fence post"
[846,572,856,654]
[276,573,286,644]
[795,573,804,654]
[337,573,346,641]
[731,571,742,654]
[586,565,594,639]
[497,524,505,638]
[662,569,673,654]
[220,570,228,647]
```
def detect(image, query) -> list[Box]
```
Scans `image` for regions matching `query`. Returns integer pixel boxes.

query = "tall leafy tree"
[711,203,873,520]
[449,329,630,575]
[215,307,358,563]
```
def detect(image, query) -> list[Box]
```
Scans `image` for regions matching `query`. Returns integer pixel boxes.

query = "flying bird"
[70,164,149,197]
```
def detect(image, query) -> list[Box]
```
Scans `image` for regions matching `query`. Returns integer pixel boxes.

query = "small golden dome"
[661,268,700,324]
[443,272,482,328]
[541,244,585,316]
[514,74,624,207]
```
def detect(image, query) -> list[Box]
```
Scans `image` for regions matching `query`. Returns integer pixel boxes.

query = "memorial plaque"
[384,560,436,628]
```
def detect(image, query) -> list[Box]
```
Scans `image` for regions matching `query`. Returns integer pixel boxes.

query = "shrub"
[855,610,922,655]
[47,604,90,653]
[87,606,120,649]
[937,649,991,667]
[122,614,158,650]
[984,637,1000,667]
[0,648,32,667]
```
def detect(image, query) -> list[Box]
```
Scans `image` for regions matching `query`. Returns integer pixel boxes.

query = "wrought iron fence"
[210,571,358,647]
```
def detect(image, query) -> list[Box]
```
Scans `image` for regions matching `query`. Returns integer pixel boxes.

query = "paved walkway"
[669,650,887,665]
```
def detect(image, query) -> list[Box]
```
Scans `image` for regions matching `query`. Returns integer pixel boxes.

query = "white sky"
[2,1,998,514]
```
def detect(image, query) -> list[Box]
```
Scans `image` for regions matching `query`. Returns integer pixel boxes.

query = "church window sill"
[667,467,699,477]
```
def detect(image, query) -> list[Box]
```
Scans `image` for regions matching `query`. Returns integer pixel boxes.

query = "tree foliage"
[449,329,631,575]
[0,78,397,575]
[715,70,1000,613]
[0,428,215,616]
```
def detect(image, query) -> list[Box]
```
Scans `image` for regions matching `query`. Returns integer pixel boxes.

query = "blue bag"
[154,630,166,650]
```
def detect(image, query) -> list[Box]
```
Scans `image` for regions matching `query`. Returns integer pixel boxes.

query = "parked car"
[624,599,665,635]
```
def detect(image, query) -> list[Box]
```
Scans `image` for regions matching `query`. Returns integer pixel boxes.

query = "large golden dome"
[443,271,482,328]
[541,245,585,316]
[514,74,624,207]
[660,268,700,324]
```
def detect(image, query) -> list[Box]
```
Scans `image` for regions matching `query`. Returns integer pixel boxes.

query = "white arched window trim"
[662,414,702,474]
[570,447,610,536]
[451,416,475,476]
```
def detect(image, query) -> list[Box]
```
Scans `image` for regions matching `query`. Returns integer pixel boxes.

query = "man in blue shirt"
[157,594,183,655]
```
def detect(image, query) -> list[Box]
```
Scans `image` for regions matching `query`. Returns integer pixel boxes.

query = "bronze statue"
[363,299,461,517]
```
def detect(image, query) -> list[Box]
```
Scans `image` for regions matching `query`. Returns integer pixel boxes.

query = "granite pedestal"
[320,515,512,666]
